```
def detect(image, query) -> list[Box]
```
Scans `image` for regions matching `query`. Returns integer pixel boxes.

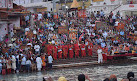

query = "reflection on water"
[1,63,137,81]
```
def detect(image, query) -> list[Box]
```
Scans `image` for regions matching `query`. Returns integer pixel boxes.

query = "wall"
[91,0,121,6]
[11,17,20,27]
[0,23,8,40]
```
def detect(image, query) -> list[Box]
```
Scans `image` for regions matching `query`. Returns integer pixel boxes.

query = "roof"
[70,0,80,8]
[22,2,53,8]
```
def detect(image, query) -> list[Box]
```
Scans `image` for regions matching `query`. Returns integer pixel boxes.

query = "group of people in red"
[46,41,93,60]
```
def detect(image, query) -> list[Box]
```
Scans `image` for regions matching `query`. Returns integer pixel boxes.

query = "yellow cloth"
[58,77,67,81]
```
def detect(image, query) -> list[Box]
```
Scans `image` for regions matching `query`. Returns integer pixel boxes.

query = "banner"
[58,26,68,34]
[95,21,107,30]
[37,8,47,12]
[8,0,13,8]
[78,9,87,18]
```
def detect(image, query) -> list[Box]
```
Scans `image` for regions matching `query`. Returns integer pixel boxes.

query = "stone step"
[53,61,98,68]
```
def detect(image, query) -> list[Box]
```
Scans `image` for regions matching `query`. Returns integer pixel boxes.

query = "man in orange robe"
[63,44,68,59]
[47,44,53,56]
[69,44,74,58]
[53,45,57,60]
[58,45,62,59]
[74,42,80,58]
[80,42,86,57]
[88,43,93,56]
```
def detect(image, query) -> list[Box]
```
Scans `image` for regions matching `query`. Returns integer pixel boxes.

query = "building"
[56,0,91,12]
[87,0,137,18]
[0,0,26,41]
[13,0,53,13]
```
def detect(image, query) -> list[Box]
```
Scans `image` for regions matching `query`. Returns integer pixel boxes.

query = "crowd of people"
[43,71,137,81]
[0,9,137,75]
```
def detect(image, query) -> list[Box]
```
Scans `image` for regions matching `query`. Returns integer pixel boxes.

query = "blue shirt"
[120,31,124,35]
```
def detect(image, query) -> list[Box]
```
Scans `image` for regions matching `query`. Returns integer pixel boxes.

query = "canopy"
[70,0,80,8]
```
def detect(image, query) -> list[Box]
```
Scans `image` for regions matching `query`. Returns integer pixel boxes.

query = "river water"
[0,62,137,81]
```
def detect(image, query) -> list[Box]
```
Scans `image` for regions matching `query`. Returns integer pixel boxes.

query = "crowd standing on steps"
[0,10,137,75]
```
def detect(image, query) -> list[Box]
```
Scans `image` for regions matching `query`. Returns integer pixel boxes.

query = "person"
[26,57,31,72]
[78,74,92,81]
[21,55,26,72]
[58,44,62,59]
[36,55,42,71]
[0,57,2,74]
[62,44,68,59]
[69,43,74,58]
[48,54,53,69]
[34,44,40,54]
[74,41,80,58]
[41,54,46,70]
[6,57,12,74]
[58,77,67,81]
[97,46,103,63]
[109,74,117,81]
[88,43,93,56]
[80,42,86,57]
[127,72,134,81]
[11,56,16,73]
[53,45,57,60]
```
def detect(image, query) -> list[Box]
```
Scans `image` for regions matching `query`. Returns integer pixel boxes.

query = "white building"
[0,0,22,41]
[13,0,53,13]
[87,0,137,18]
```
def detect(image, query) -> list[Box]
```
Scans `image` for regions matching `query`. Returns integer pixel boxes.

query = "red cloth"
[80,44,86,57]
[62,45,68,59]
[69,44,74,58]
[53,46,57,60]
[74,43,80,57]
[58,45,62,59]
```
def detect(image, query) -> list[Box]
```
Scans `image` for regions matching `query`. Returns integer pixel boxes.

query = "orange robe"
[58,45,62,59]
[47,45,53,55]
[69,44,74,58]
[63,45,68,59]
[80,44,86,57]
[88,43,93,56]
[53,46,57,60]
[74,43,80,57]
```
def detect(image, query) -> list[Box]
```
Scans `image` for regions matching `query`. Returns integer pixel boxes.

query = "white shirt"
[25,28,30,32]
[97,49,102,54]
[48,55,53,63]
[101,42,106,48]
[34,45,40,52]
[33,30,37,34]
[26,60,31,65]
[0,59,2,67]
[38,13,42,20]
[21,57,26,65]
[103,32,108,38]
[27,43,33,47]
